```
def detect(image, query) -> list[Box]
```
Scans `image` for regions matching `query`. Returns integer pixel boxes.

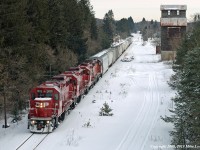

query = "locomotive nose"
[34,98,53,117]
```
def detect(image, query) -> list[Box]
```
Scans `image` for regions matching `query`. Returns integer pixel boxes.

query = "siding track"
[116,72,160,150]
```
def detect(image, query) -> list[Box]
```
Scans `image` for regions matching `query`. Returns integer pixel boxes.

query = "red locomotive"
[28,59,102,133]
[28,38,132,133]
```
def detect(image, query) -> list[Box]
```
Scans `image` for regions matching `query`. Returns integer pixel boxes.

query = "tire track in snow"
[141,72,160,150]
[126,73,155,150]
[115,72,160,150]
[115,73,152,150]
[115,91,148,150]
[127,75,147,91]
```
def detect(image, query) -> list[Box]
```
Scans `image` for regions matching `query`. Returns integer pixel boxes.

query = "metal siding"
[102,55,109,74]
[111,48,118,62]
[119,45,123,55]
[89,37,132,74]
[107,50,114,66]
[160,18,187,26]
[160,5,187,10]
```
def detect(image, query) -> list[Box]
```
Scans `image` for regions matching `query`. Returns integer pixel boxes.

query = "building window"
[177,10,180,15]
[168,10,170,15]
[167,27,181,38]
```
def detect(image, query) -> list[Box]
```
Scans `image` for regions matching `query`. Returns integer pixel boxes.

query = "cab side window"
[31,93,35,100]
[54,94,59,100]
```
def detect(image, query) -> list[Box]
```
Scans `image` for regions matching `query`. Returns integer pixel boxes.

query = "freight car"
[28,37,132,133]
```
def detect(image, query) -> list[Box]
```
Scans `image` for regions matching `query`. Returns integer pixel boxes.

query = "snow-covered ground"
[0,33,175,150]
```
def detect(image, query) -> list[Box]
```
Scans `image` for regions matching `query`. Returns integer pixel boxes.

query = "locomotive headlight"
[39,103,43,108]
[46,121,50,124]
[36,102,49,108]
[31,120,35,125]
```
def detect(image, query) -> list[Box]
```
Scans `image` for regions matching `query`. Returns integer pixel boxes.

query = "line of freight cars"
[28,37,132,133]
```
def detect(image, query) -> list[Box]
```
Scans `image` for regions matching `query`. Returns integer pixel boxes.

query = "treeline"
[136,17,160,41]
[0,1,135,118]
[0,0,98,116]
[100,10,135,49]
[165,19,200,147]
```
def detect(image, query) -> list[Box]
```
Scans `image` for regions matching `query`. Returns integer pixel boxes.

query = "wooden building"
[160,5,187,60]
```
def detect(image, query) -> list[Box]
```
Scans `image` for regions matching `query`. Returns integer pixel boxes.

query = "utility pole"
[2,87,9,128]
[50,64,52,78]
[2,71,10,128]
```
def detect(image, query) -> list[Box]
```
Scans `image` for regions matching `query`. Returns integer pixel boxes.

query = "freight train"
[28,37,132,133]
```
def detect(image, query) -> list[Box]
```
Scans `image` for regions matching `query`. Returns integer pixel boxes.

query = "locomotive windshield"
[36,90,53,98]
[46,90,53,97]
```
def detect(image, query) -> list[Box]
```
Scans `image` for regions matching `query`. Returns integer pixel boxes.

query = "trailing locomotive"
[28,37,132,133]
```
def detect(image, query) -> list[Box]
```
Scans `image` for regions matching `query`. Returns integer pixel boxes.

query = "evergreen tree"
[166,21,200,146]
[27,0,49,44]
[64,0,87,63]
[153,20,158,29]
[182,48,200,145]
[116,17,135,38]
[78,0,92,29]
[142,17,146,22]
[26,0,55,82]
[90,15,98,40]
[0,0,102,116]
[99,102,113,116]
[128,16,136,33]
[116,18,129,33]
[0,0,31,115]
[102,10,116,49]
[176,22,200,67]
[169,47,200,146]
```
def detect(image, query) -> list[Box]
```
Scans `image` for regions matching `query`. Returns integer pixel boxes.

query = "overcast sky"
[90,0,200,22]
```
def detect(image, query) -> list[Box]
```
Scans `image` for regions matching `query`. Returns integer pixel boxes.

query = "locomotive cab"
[79,63,92,91]
[28,85,61,133]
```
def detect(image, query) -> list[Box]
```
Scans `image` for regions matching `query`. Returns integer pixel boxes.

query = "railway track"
[115,72,160,150]
[16,133,49,150]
